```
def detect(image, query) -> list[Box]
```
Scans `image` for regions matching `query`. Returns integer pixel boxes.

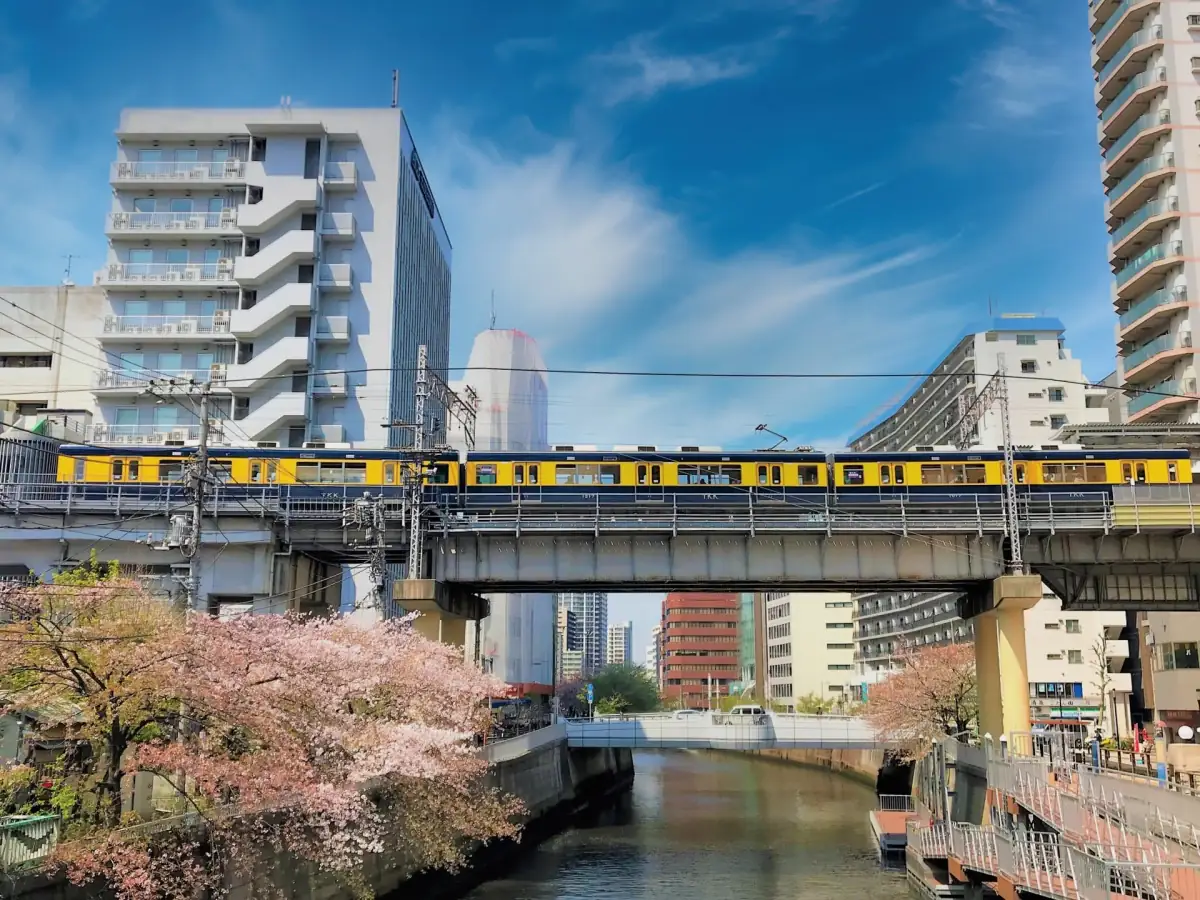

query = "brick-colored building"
[660,592,740,708]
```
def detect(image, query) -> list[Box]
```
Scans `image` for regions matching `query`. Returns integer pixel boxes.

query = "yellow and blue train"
[53,445,1191,505]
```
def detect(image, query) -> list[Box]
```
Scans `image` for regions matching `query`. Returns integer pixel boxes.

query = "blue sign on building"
[586,683,595,704]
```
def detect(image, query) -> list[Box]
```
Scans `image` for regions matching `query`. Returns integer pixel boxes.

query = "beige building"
[1090,1,1200,421]
[1141,613,1200,738]
[763,592,856,711]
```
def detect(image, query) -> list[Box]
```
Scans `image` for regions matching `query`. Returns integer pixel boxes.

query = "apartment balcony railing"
[320,212,355,238]
[1124,330,1190,371]
[1094,0,1152,49]
[1111,194,1178,247]
[1097,25,1162,90]
[1120,285,1187,330]
[94,261,236,287]
[1101,66,1167,124]
[1128,379,1182,415]
[110,160,247,183]
[312,373,346,396]
[88,423,208,444]
[106,210,238,234]
[101,315,231,337]
[317,263,352,290]
[323,162,356,187]
[94,368,215,390]
[315,316,349,341]
[1114,239,1182,286]
[1106,108,1170,163]
[1108,153,1174,207]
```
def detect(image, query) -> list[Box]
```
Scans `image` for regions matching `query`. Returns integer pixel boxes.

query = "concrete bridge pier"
[967,575,1041,741]
[394,579,488,647]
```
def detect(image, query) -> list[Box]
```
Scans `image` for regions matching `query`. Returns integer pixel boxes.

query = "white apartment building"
[762,592,856,710]
[95,107,450,449]
[850,316,1108,451]
[558,592,608,676]
[454,329,555,695]
[1090,1,1200,422]
[607,621,633,666]
[646,623,662,685]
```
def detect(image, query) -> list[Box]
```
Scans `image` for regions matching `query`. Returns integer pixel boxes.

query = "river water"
[464,751,912,900]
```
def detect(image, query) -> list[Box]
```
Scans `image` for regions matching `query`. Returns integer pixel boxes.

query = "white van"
[727,705,767,717]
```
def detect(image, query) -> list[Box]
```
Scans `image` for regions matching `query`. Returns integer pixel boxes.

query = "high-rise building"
[761,593,856,711]
[646,623,662,686]
[1089,2,1195,422]
[97,107,450,449]
[453,329,554,696]
[556,592,608,675]
[606,621,633,666]
[660,592,739,708]
[556,605,581,682]
[736,592,758,692]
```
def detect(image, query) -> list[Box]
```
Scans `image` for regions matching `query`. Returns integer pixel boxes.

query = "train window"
[112,459,124,481]
[1169,462,1178,483]
[383,463,396,485]
[296,461,367,483]
[514,464,524,485]
[1122,463,1133,483]
[798,465,820,486]
[920,464,988,485]
[679,465,742,486]
[651,464,661,485]
[475,465,497,485]
[894,466,905,486]
[1136,463,1146,484]
[73,458,85,482]
[842,465,864,485]
[160,461,185,483]
[638,464,647,485]
[528,464,538,485]
[296,462,319,483]
[771,465,781,486]
[431,464,450,485]
[880,465,890,486]
[340,463,367,484]
[211,461,234,483]
[555,464,621,485]
[1042,463,1107,484]
[1015,464,1025,484]
[757,465,768,485]
[126,459,140,481]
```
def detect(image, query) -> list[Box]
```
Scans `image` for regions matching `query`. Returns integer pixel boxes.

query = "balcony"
[312,424,345,445]
[233,231,317,285]
[236,177,319,233]
[1105,109,1170,176]
[1128,378,1193,419]
[226,337,309,390]
[1106,152,1174,220]
[1091,0,1122,31]
[312,373,347,397]
[94,368,214,394]
[318,263,353,292]
[110,159,247,187]
[1110,195,1179,256]
[1119,285,1188,339]
[94,260,236,289]
[228,282,312,338]
[1096,24,1163,93]
[233,392,306,441]
[315,316,349,342]
[1094,0,1159,61]
[1099,66,1166,135]
[88,423,208,445]
[1106,639,1131,661]
[101,314,232,340]
[320,212,355,240]
[323,161,357,190]
[1123,330,1190,378]
[105,210,239,238]
[1114,239,1182,299]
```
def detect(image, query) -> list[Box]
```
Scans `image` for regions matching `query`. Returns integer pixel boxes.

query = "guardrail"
[0,814,59,871]
[879,794,916,812]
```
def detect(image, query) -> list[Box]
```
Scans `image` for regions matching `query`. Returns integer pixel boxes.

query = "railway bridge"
[3,479,1200,741]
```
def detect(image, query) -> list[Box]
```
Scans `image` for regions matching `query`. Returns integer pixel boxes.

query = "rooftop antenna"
[61,254,76,287]
[391,70,399,109]
[490,289,496,330]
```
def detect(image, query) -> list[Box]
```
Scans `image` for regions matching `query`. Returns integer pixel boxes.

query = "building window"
[827,664,853,671]
[826,643,854,650]
[0,354,51,367]
[1065,619,1080,634]
[826,622,853,629]
[825,601,852,608]
[1067,649,1083,664]
[1016,334,1037,346]
[1045,622,1060,629]
[1020,360,1037,373]
[1029,419,1045,427]
[1049,415,1067,429]
[1048,387,1065,402]
[1160,642,1200,670]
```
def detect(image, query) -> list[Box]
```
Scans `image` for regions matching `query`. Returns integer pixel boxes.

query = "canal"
[465,750,912,900]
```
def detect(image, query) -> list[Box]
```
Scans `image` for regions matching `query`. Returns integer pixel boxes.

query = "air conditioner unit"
[255,441,278,448]
[303,441,326,449]
[212,310,231,326]
[178,319,196,334]
[169,429,190,442]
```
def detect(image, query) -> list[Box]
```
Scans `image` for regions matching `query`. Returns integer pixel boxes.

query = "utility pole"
[996,353,1023,574]
[183,386,211,609]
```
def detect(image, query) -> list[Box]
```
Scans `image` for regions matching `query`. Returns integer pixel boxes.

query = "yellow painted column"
[974,575,1041,742]
[410,609,468,647]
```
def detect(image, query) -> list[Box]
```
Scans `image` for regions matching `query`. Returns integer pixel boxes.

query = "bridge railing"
[564,712,884,749]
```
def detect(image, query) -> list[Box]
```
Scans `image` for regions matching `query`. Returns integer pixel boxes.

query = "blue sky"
[0,0,1112,652]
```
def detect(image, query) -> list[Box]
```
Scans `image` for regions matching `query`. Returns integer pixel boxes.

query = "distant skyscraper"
[607,621,633,666]
[556,605,581,682]
[646,623,662,686]
[454,329,553,696]
[558,592,608,675]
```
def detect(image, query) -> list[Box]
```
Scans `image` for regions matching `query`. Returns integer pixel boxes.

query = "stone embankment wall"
[746,747,889,787]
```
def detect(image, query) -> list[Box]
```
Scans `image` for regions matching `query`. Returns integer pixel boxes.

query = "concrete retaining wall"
[744,747,888,787]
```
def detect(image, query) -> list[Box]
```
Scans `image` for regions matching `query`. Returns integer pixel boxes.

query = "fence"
[0,815,59,870]
[879,794,916,812]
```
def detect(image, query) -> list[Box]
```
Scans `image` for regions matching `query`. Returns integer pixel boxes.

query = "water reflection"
[465,750,910,900]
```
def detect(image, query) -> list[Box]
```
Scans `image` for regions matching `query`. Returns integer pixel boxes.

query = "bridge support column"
[394,579,488,648]
[974,575,1040,742]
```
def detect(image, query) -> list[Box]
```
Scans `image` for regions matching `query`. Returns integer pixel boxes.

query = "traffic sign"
[586,683,594,704]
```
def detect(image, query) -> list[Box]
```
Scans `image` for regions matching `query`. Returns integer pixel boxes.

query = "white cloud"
[426,122,960,449]
[586,30,789,106]
[969,43,1074,121]
[823,180,886,210]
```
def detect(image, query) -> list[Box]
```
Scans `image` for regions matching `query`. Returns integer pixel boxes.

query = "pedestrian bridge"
[563,712,887,750]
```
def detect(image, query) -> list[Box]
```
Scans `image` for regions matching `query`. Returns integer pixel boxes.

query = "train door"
[878,463,908,501]
[635,462,664,502]
[249,460,277,486]
[755,463,785,502]
[512,463,544,503]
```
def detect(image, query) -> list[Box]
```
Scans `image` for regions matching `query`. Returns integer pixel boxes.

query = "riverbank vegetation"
[0,556,522,899]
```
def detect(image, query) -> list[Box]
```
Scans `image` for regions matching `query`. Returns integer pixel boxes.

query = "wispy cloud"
[494,36,557,61]
[586,29,790,106]
[823,180,886,211]
[967,43,1075,122]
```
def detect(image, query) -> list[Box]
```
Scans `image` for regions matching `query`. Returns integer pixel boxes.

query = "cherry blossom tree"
[865,643,977,755]
[0,560,524,899]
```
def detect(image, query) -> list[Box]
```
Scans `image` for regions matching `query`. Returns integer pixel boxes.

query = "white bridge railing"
[564,713,885,750]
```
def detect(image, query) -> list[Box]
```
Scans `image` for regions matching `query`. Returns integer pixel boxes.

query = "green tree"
[585,664,660,713]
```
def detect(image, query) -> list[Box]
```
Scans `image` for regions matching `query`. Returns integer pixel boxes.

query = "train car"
[55,445,461,500]
[462,450,830,505]
[1013,448,1190,493]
